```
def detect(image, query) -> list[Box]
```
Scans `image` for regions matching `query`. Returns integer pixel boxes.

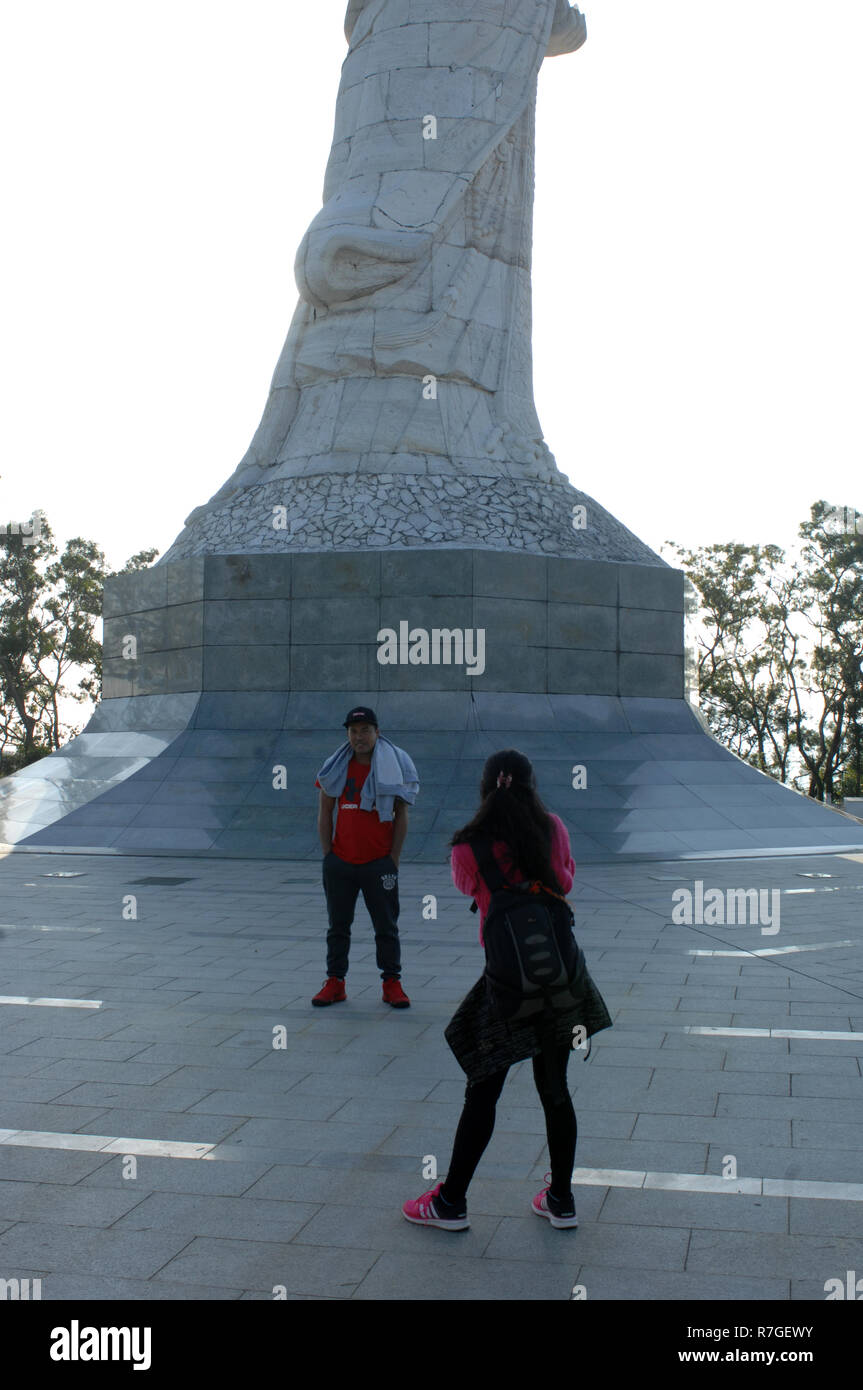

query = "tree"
[667,500,863,802]
[0,513,157,772]
[793,502,863,799]
[667,539,797,783]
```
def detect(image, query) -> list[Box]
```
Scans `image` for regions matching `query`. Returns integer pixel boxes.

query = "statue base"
[2,551,862,860]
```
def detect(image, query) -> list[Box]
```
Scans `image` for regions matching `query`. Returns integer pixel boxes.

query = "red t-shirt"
[316,759,394,865]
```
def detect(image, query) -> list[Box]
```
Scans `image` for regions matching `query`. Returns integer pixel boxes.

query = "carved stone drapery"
[160,4,664,562]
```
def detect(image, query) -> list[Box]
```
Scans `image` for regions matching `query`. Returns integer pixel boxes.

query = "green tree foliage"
[668,502,863,802]
[0,514,157,772]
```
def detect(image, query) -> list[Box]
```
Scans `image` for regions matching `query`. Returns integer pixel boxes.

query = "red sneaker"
[382,977,410,1008]
[312,977,346,1007]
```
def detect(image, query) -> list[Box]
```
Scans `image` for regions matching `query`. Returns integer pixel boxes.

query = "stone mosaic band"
[161,475,664,567]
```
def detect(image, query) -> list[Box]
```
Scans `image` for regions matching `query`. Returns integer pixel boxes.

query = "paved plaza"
[1,845,863,1301]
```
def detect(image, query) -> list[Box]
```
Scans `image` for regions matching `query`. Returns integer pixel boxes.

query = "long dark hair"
[450,749,561,891]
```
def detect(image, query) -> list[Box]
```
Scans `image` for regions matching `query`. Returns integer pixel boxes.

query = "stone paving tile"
[790,1277,847,1299]
[0,1100,114,1131]
[150,1063,315,1093]
[305,1150,437,1175]
[6,1037,156,1062]
[575,1064,656,1090]
[51,1082,217,1112]
[485,1215,690,1270]
[106,1028,256,1049]
[575,1079,676,1111]
[791,1075,863,1099]
[574,1267,789,1300]
[153,1236,377,1295]
[30,1059,186,1086]
[316,1054,446,1079]
[72,1108,246,1143]
[789,1199,863,1237]
[785,1005,859,1021]
[0,1147,116,1184]
[716,1094,860,1123]
[1,1017,129,1042]
[243,1165,399,1207]
[704,1145,863,1185]
[722,1052,861,1076]
[788,1037,863,1056]
[244,1033,375,1057]
[686,1229,863,1281]
[791,1119,863,1150]
[632,1114,792,1146]
[187,1091,349,1121]
[111,1191,322,1242]
[0,1221,195,1278]
[350,1251,571,1300]
[135,1043,304,1071]
[597,1187,787,1233]
[29,1274,246,1300]
[592,1048,729,1072]
[0,1179,148,1227]
[238,1291,343,1300]
[0,1077,93,1104]
[287,1073,438,1101]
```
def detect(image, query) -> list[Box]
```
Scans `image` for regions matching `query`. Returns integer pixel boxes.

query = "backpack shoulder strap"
[469,836,511,895]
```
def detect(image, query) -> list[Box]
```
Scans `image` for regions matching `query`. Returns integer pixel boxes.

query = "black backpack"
[470,837,587,1025]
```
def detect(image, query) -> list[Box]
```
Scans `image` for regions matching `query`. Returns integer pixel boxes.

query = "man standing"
[313,706,418,1008]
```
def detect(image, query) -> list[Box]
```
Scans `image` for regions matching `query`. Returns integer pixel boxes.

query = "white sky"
[1,0,861,572]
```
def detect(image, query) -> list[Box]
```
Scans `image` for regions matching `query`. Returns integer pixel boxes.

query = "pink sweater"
[450,814,575,945]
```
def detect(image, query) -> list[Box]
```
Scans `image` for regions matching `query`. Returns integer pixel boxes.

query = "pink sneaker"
[402,1183,469,1231]
[531,1183,578,1228]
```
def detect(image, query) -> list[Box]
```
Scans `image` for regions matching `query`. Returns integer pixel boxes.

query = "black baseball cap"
[344,706,378,728]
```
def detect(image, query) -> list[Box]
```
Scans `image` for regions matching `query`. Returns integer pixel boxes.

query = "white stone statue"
[165,3,659,561]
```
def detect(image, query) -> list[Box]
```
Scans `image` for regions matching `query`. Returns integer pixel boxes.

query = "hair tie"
[496,772,513,789]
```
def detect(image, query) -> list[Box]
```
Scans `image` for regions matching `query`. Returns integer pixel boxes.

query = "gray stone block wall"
[101,551,686,701]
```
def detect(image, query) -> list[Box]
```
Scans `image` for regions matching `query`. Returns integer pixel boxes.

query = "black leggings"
[439,1044,576,1208]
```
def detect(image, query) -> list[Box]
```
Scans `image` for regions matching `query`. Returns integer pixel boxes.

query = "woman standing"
[402,749,611,1231]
